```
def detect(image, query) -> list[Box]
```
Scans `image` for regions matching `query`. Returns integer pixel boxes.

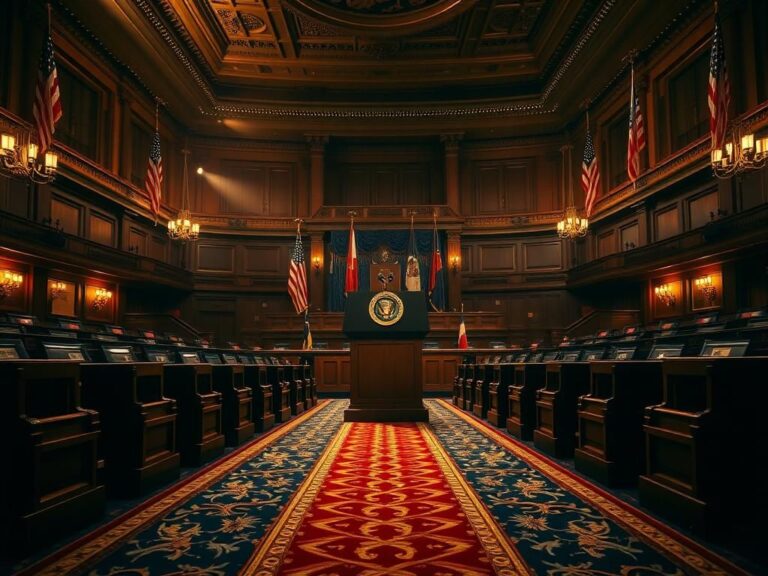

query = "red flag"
[145,129,163,224]
[627,66,646,183]
[288,229,309,314]
[344,220,358,294]
[582,119,600,218]
[33,34,62,155]
[457,313,468,349]
[708,11,730,152]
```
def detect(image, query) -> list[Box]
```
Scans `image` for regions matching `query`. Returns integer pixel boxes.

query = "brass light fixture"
[654,283,676,307]
[167,148,200,241]
[0,132,58,184]
[556,144,588,240]
[694,275,717,304]
[50,280,67,300]
[711,122,767,178]
[91,287,112,311]
[0,270,23,299]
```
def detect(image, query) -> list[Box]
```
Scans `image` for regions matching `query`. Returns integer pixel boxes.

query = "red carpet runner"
[243,422,526,575]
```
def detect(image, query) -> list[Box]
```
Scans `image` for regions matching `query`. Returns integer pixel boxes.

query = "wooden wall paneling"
[128,226,148,256]
[266,167,294,216]
[401,168,429,204]
[476,164,503,214]
[654,204,680,241]
[687,189,718,230]
[478,243,516,273]
[523,241,563,271]
[422,354,458,392]
[371,169,397,205]
[243,245,283,275]
[0,177,30,218]
[620,221,639,251]
[196,243,235,273]
[537,153,560,212]
[88,211,115,247]
[505,162,531,213]
[737,169,767,212]
[149,234,167,262]
[315,355,351,393]
[50,193,82,236]
[197,309,236,343]
[597,229,616,258]
[340,167,370,206]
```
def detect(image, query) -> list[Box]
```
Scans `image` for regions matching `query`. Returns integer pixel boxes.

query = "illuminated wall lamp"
[312,256,321,273]
[654,284,676,307]
[695,275,717,305]
[91,287,113,311]
[450,255,460,273]
[0,270,23,299]
[50,280,67,300]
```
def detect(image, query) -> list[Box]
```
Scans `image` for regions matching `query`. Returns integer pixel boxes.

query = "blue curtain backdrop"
[326,229,446,312]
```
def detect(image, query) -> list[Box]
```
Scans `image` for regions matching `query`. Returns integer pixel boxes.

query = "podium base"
[344,405,429,422]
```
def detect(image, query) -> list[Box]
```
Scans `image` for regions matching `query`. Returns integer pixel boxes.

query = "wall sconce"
[312,256,321,273]
[695,275,717,305]
[0,270,23,299]
[91,287,113,311]
[450,255,460,273]
[654,283,676,307]
[711,122,767,178]
[1,132,58,184]
[50,280,67,300]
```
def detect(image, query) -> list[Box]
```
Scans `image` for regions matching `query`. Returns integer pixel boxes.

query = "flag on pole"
[708,10,730,152]
[145,121,163,225]
[458,306,468,349]
[582,114,600,218]
[627,64,646,183]
[288,224,309,315]
[428,216,445,312]
[33,32,62,155]
[344,218,358,294]
[405,215,421,291]
[302,313,313,350]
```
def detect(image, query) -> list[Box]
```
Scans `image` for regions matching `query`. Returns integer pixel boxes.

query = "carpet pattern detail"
[430,399,744,576]
[244,422,527,575]
[28,400,345,576]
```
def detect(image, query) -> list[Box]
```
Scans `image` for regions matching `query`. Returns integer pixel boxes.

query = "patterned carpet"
[19,399,748,576]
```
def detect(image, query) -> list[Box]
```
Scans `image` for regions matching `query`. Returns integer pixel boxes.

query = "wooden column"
[441,133,463,212]
[306,135,328,216]
[309,232,325,311]
[447,232,462,312]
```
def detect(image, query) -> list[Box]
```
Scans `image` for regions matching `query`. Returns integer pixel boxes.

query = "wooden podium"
[342,291,429,422]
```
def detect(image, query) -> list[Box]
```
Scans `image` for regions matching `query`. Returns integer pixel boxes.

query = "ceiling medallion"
[282,0,472,36]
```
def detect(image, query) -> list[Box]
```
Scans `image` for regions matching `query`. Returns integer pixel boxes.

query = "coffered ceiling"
[56,0,705,139]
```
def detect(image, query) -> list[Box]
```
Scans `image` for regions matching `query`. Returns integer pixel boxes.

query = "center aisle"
[21,399,748,575]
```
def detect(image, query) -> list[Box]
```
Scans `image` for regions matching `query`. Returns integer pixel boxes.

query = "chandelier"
[1,132,58,184]
[556,145,588,240]
[711,121,767,178]
[167,148,200,241]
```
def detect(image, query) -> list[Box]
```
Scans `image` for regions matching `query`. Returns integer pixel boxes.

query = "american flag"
[288,230,309,314]
[145,130,163,223]
[33,34,62,155]
[582,121,600,217]
[627,67,646,183]
[708,13,730,151]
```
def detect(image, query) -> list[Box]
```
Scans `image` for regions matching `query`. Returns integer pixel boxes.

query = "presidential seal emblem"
[368,291,404,326]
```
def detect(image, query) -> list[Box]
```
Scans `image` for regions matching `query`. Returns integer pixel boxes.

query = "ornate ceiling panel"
[55,0,706,137]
